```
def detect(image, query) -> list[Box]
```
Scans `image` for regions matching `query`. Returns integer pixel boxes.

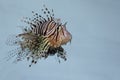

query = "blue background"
[0,0,120,80]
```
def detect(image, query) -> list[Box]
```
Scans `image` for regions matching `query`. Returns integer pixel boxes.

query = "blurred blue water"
[0,0,120,80]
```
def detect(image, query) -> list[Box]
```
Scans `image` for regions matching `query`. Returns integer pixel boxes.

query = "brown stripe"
[43,20,53,35]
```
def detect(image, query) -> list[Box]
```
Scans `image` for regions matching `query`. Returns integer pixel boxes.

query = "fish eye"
[57,26,62,31]
[57,26,59,30]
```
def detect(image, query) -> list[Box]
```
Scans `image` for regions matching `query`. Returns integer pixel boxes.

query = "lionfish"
[6,5,72,67]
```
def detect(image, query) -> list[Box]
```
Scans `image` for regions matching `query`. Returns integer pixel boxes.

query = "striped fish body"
[6,5,72,66]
